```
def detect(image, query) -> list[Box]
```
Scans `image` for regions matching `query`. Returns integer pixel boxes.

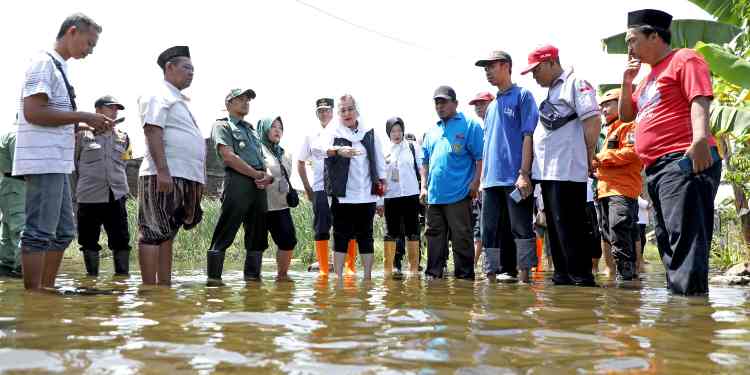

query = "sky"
[0,0,720,194]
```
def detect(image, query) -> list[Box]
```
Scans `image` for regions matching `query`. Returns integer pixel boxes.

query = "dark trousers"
[312,190,332,241]
[540,181,595,285]
[598,195,638,264]
[208,170,268,253]
[584,201,602,259]
[481,186,536,275]
[384,195,420,240]
[646,152,721,295]
[331,200,375,254]
[77,191,130,253]
[639,224,647,254]
[425,196,474,279]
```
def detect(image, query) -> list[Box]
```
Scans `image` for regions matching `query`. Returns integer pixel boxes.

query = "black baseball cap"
[433,85,457,101]
[94,95,124,110]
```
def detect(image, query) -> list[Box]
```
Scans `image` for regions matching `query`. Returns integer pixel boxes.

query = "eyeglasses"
[339,106,356,114]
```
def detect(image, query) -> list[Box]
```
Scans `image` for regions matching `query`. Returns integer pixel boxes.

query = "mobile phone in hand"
[510,188,522,203]
[678,156,692,173]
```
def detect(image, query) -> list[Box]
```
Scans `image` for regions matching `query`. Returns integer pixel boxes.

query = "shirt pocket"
[449,134,468,156]
[79,143,103,164]
[231,130,249,153]
[112,141,128,165]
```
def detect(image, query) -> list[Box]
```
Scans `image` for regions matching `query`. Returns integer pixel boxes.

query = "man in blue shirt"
[475,50,539,283]
[420,85,484,279]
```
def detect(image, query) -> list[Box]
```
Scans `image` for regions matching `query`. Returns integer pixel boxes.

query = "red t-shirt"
[631,49,714,167]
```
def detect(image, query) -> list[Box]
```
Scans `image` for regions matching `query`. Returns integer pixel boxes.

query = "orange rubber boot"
[315,240,330,277]
[345,240,357,275]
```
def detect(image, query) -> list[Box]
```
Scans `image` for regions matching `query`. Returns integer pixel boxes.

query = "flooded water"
[1,260,750,374]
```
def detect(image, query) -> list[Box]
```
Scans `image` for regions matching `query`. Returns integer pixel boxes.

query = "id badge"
[452,143,462,153]
[390,167,400,182]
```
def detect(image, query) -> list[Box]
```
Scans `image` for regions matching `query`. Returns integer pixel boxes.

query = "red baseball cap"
[520,45,559,75]
[469,92,495,105]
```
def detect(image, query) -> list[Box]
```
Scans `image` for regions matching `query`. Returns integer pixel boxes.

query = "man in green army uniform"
[0,129,25,278]
[206,88,273,285]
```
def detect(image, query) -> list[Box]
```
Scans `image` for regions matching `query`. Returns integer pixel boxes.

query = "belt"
[3,172,24,181]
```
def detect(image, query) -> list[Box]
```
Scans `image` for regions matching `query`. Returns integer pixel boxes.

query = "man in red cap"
[620,9,720,295]
[467,91,494,270]
[521,45,601,286]
[469,92,495,121]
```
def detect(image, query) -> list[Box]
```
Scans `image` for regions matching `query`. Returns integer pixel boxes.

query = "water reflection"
[0,262,749,373]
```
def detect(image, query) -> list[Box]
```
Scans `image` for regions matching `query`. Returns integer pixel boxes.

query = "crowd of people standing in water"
[0,8,722,296]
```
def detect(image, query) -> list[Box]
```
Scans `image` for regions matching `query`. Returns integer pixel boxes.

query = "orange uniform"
[595,120,642,199]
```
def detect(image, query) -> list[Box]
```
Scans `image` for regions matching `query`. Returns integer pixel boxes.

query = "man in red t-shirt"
[619,9,722,295]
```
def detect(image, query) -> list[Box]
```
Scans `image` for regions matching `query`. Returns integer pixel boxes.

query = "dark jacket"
[324,128,379,197]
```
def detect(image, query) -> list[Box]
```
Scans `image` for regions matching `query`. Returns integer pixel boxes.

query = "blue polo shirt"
[422,112,484,205]
[481,84,538,188]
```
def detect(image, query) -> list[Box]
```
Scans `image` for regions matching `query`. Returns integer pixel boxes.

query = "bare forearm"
[473,160,483,184]
[619,84,635,122]
[521,136,533,172]
[24,107,87,127]
[297,161,311,191]
[690,96,711,143]
[420,165,428,190]
[223,154,261,178]
[583,117,601,162]
[144,125,169,174]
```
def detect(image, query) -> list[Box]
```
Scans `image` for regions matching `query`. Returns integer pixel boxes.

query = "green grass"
[69,197,389,268]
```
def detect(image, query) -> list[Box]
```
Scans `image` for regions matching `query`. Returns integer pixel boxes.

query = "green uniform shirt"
[0,131,16,175]
[211,116,265,170]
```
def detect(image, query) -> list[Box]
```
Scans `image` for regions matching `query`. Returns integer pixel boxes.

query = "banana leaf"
[696,41,750,90]
[688,0,745,27]
[598,83,620,95]
[711,104,750,138]
[602,19,741,54]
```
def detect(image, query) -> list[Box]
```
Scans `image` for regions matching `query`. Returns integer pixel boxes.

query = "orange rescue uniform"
[595,119,642,199]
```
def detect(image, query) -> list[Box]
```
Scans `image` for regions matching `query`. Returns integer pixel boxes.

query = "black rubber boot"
[206,251,226,286]
[243,251,264,281]
[113,250,130,276]
[82,249,100,276]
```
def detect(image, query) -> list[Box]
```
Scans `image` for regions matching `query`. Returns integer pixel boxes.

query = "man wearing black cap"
[206,88,273,285]
[420,85,484,279]
[620,9,720,295]
[137,46,206,286]
[13,13,113,290]
[75,96,132,277]
[475,50,539,283]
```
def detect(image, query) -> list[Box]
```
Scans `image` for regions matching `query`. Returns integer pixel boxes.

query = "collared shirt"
[422,112,484,205]
[595,119,642,199]
[261,144,293,211]
[384,141,423,199]
[75,129,131,203]
[0,130,17,175]
[297,124,330,192]
[138,80,206,184]
[481,84,538,188]
[532,68,600,182]
[211,116,264,170]
[13,50,75,176]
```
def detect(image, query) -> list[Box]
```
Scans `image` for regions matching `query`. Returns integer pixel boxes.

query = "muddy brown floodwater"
[1,260,749,374]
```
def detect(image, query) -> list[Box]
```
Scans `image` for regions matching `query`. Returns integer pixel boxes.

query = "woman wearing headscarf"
[258,116,296,282]
[314,94,386,280]
[381,117,423,276]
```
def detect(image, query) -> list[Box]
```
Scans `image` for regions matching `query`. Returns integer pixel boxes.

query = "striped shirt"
[13,50,76,176]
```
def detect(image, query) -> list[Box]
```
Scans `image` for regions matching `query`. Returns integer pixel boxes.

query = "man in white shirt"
[298,98,357,276]
[14,13,112,291]
[137,46,206,286]
[522,45,601,286]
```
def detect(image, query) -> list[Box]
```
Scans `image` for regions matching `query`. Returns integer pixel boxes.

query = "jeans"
[21,174,75,252]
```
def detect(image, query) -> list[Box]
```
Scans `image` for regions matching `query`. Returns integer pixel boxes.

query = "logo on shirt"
[636,80,661,123]
[455,132,465,140]
[504,107,515,118]
[578,80,594,93]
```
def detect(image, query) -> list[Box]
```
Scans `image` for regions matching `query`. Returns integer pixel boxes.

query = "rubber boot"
[82,249,100,277]
[334,251,347,279]
[344,240,357,275]
[407,240,420,274]
[362,253,374,281]
[315,240,330,277]
[113,250,130,276]
[244,251,264,282]
[383,240,396,275]
[206,251,225,286]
